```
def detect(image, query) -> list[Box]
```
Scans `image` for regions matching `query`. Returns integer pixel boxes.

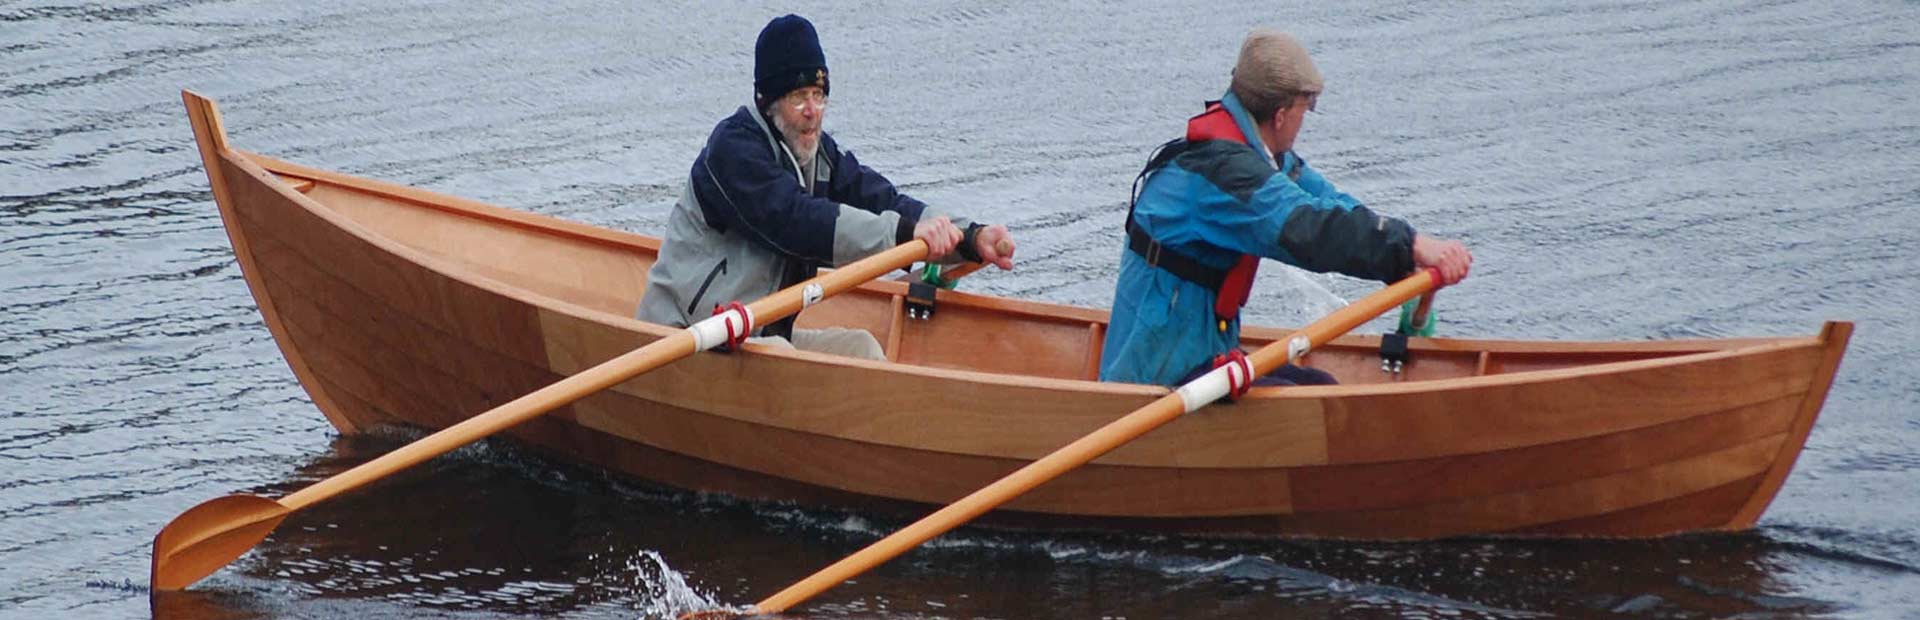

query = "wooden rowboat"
[185,93,1850,540]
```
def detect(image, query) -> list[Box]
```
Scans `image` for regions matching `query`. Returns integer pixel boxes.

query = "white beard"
[771,112,818,169]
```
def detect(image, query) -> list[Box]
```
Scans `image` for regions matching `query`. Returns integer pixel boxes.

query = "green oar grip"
[1397,297,1437,337]
[919,263,959,290]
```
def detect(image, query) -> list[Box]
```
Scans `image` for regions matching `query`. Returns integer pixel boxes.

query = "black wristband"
[895,214,917,246]
[957,223,986,263]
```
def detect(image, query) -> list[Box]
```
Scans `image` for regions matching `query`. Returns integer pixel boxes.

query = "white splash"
[627,550,738,620]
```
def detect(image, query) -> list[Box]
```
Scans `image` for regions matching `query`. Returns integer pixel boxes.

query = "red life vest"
[1181,103,1262,324]
[1182,102,1259,326]
[1126,103,1267,328]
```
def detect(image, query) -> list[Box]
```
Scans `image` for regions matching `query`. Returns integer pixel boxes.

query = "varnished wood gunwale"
[190,94,1850,538]
[185,93,356,433]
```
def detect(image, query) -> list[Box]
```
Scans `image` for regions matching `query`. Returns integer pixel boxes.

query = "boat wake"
[1765,524,1920,575]
[84,578,146,593]
[724,506,1554,619]
[1040,542,1550,619]
[1156,553,1551,619]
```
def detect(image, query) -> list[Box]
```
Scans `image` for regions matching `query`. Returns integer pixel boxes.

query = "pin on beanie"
[754,14,830,109]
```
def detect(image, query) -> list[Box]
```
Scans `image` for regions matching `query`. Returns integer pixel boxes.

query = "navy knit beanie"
[754,14,829,109]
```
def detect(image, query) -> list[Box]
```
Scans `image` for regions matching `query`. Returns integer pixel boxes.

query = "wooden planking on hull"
[1292,393,1803,513]
[568,386,1297,518]
[1511,475,1767,537]
[1320,342,1820,464]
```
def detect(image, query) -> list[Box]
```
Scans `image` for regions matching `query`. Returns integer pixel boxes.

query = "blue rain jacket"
[1099,92,1417,386]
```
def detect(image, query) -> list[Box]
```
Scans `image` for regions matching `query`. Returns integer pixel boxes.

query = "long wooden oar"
[896,260,983,285]
[895,237,1015,286]
[151,240,933,592]
[689,268,1445,618]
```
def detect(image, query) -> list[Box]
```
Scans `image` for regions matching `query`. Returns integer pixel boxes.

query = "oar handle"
[1246,268,1442,377]
[1409,290,1437,332]
[946,238,1014,281]
[282,240,930,510]
[934,261,986,283]
[743,268,1442,615]
[898,236,1014,287]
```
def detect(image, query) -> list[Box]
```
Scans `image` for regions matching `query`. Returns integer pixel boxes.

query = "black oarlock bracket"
[906,280,937,320]
[1380,332,1410,375]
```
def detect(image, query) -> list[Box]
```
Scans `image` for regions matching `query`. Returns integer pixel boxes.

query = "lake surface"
[4,1,1918,618]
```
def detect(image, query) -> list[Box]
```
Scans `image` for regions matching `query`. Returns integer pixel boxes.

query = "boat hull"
[187,94,1849,539]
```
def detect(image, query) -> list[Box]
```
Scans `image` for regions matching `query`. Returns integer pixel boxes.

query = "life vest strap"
[1125,217,1228,292]
[1119,100,1263,326]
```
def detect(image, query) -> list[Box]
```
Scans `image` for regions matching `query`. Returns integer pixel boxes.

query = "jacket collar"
[1219,92,1278,171]
[738,104,832,189]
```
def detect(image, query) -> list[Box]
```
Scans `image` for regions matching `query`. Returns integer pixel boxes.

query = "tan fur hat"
[1231,28,1323,102]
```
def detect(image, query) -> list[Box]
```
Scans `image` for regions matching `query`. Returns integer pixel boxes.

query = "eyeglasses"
[783,90,829,111]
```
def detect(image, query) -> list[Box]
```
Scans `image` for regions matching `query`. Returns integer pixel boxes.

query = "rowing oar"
[150,239,934,593]
[684,267,1445,619]
[900,260,984,286]
[896,237,1014,287]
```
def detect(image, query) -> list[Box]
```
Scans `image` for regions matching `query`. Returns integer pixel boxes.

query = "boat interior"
[241,150,1794,387]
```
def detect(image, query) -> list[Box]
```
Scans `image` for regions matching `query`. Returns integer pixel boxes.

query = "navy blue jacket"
[639,105,948,333]
[690,106,926,263]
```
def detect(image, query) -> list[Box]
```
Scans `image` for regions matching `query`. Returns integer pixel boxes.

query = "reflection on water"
[148,434,1882,619]
[6,1,1920,618]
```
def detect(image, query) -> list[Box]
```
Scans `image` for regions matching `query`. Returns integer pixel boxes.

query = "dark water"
[4,1,1918,618]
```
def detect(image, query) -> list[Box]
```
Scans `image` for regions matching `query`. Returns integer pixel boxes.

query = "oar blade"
[151,494,291,591]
